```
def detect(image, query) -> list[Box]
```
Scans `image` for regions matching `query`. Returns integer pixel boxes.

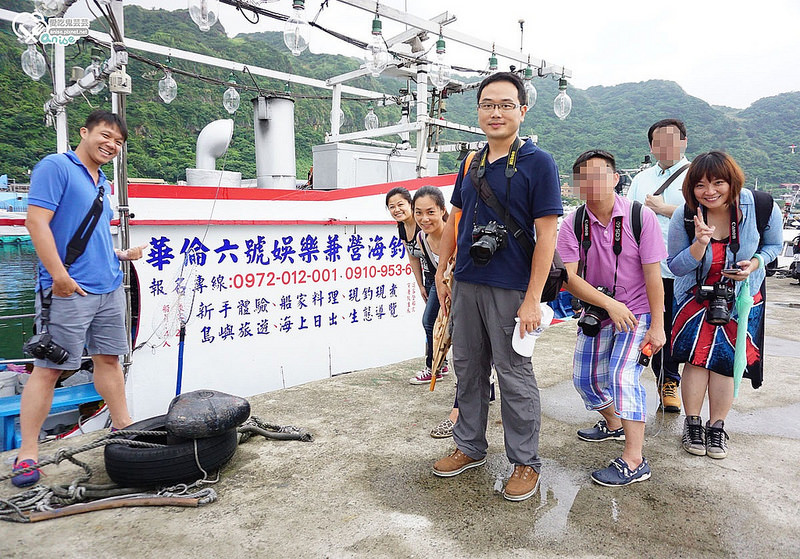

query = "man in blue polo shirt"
[432,72,562,502]
[626,119,690,413]
[12,110,145,488]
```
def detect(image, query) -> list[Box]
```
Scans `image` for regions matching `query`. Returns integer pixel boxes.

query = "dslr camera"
[470,221,508,266]
[23,331,70,365]
[577,286,613,337]
[695,281,735,325]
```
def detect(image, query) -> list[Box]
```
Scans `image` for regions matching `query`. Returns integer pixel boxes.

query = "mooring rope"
[237,416,314,443]
[0,418,311,523]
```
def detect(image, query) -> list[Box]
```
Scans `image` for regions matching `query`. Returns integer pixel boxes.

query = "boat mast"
[109,0,134,380]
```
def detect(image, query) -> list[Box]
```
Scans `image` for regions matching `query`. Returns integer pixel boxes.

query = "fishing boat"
[0,1,573,442]
[0,210,30,245]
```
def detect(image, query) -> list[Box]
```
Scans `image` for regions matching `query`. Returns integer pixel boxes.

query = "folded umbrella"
[733,281,754,398]
[430,256,455,391]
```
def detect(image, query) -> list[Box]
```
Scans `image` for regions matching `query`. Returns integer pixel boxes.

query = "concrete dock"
[2,277,799,558]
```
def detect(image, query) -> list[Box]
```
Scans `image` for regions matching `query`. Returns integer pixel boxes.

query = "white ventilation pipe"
[196,119,234,170]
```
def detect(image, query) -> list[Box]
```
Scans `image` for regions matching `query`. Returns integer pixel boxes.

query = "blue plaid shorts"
[572,314,650,422]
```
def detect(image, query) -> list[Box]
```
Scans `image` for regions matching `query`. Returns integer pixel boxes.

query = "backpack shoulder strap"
[751,189,774,236]
[417,230,436,273]
[574,204,587,245]
[630,200,643,245]
[462,151,476,179]
[682,203,694,242]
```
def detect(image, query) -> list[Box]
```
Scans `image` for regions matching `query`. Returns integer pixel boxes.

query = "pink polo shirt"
[557,195,667,315]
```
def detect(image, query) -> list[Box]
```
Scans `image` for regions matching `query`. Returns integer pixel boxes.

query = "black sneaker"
[577,420,625,442]
[706,420,729,459]
[682,415,706,456]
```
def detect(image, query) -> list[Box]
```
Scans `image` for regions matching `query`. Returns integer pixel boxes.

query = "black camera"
[577,286,613,337]
[470,221,508,266]
[23,332,70,364]
[695,281,735,325]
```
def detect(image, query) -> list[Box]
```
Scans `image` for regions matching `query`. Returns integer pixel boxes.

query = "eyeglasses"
[477,102,521,112]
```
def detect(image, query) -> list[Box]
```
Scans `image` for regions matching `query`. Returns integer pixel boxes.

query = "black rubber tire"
[104,415,238,487]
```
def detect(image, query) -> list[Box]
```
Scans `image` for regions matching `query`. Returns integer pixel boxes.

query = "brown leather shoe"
[432,448,486,477]
[503,465,540,502]
[659,380,681,413]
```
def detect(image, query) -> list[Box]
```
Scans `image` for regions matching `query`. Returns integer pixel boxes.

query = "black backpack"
[681,189,776,267]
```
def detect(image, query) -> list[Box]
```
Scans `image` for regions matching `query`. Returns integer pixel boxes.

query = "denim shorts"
[33,286,128,370]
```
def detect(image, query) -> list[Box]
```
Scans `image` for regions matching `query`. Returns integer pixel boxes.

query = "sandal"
[430,418,454,439]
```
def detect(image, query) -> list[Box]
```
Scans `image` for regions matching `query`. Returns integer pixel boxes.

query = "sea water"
[0,243,37,360]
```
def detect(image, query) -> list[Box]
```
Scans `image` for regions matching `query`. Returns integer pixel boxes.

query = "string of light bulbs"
[196,0,572,119]
[17,1,572,124]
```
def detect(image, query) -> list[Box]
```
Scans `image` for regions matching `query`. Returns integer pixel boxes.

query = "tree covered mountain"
[1,1,797,194]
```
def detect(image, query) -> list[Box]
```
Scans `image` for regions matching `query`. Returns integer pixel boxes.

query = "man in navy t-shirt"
[11,111,145,488]
[431,72,562,502]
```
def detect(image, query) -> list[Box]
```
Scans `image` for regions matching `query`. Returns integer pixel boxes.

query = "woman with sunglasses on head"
[668,151,782,460]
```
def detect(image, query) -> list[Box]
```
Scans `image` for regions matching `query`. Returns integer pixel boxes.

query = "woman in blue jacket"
[668,151,782,460]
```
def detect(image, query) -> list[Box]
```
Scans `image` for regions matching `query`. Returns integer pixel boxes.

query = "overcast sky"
[66,0,800,109]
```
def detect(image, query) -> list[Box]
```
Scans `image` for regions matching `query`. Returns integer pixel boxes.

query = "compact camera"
[577,286,613,337]
[23,332,70,364]
[470,221,508,266]
[695,281,735,325]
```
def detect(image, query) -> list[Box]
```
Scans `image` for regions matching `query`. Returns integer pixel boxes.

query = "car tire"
[104,414,238,487]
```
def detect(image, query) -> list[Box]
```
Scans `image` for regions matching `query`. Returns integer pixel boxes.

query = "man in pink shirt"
[557,149,666,486]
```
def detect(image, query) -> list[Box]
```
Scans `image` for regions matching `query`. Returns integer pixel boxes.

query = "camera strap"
[694,203,740,288]
[35,184,106,332]
[64,184,106,271]
[652,163,690,197]
[469,138,534,260]
[575,205,624,295]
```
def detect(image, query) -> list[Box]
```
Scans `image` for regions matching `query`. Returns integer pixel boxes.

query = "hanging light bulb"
[159,70,177,104]
[364,103,379,130]
[365,13,390,77]
[223,73,240,114]
[21,44,47,81]
[284,0,310,56]
[188,0,219,32]
[523,63,537,108]
[429,33,451,91]
[33,0,63,17]
[84,50,106,95]
[553,77,572,120]
[22,45,47,82]
[330,107,345,129]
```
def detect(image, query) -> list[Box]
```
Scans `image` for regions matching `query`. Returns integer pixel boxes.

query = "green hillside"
[1,2,798,194]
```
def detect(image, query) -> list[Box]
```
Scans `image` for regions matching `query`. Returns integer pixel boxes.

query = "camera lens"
[578,313,602,337]
[706,298,731,326]
[469,237,497,266]
[47,344,70,365]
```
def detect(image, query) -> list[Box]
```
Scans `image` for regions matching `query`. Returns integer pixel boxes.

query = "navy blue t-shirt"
[451,139,562,291]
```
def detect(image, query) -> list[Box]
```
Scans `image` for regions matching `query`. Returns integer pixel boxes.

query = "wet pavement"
[2,277,799,558]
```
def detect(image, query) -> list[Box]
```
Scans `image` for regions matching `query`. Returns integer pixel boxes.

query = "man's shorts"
[572,314,650,422]
[33,286,129,370]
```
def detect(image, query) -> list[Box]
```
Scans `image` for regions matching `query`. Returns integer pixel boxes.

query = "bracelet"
[753,253,764,270]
